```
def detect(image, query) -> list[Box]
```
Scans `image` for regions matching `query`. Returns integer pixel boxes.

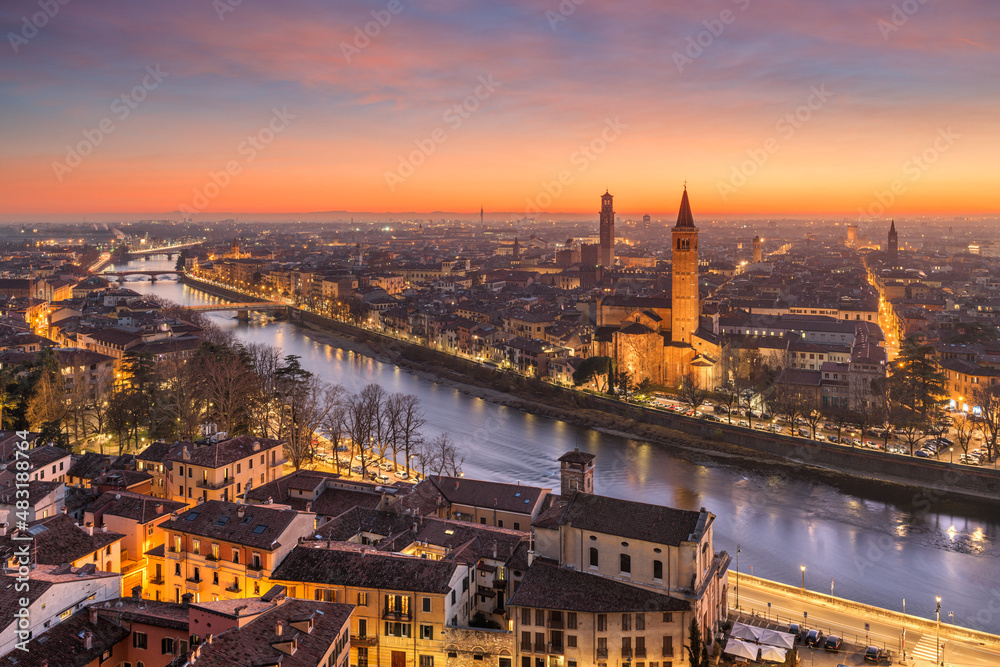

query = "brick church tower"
[599,191,615,268]
[558,449,595,496]
[671,187,700,344]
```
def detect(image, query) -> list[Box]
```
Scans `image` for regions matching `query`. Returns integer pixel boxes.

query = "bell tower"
[671,187,700,344]
[599,191,615,268]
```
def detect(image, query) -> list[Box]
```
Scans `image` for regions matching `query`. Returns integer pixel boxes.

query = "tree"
[387,393,425,476]
[201,347,255,435]
[822,401,854,446]
[26,364,67,437]
[972,384,1000,462]
[416,433,464,477]
[322,402,349,474]
[343,389,377,479]
[891,337,947,421]
[572,356,611,393]
[771,383,808,434]
[953,414,978,457]
[677,373,708,415]
[685,617,708,667]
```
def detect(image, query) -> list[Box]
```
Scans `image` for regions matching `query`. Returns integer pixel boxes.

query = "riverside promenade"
[732,573,1000,666]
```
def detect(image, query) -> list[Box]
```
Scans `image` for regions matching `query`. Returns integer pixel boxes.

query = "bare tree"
[245,343,283,438]
[416,433,464,477]
[342,390,377,478]
[973,385,1000,463]
[322,403,349,474]
[360,383,390,464]
[677,373,709,415]
[281,375,338,471]
[953,415,977,456]
[202,351,254,435]
[158,357,206,441]
[386,393,425,475]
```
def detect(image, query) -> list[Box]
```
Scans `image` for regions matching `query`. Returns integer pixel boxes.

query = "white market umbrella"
[724,639,758,661]
[730,622,765,642]
[759,628,795,650]
[759,645,787,663]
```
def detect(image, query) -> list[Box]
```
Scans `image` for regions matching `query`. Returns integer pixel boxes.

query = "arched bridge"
[103,270,183,280]
[182,302,290,321]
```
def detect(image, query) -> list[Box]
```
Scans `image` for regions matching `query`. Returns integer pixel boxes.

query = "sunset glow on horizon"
[1,0,998,219]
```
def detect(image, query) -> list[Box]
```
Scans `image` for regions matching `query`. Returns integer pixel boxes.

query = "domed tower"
[671,187,700,344]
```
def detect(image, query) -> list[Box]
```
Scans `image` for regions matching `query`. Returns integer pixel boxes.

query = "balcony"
[596,649,608,660]
[226,583,241,593]
[196,477,234,490]
[533,644,546,654]
[149,577,164,585]
[520,642,532,653]
[381,610,412,622]
[547,643,564,655]
[635,648,646,658]
[546,619,563,629]
[351,635,378,647]
[621,649,632,660]
[166,548,182,560]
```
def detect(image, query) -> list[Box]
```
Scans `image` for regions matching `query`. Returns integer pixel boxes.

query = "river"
[105,255,1000,633]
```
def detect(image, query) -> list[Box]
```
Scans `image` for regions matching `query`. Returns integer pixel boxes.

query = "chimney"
[275,621,284,636]
[85,524,94,536]
[156,504,164,515]
[527,550,535,567]
[182,446,190,461]
[237,506,245,518]
[132,585,142,599]
[181,592,193,609]
[206,633,214,644]
[0,522,6,537]
[84,631,93,650]
[89,608,98,624]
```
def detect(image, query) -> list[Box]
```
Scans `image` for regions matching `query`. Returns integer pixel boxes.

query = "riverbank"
[179,274,1000,506]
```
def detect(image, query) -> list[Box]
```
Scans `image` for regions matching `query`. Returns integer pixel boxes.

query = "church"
[594,187,722,388]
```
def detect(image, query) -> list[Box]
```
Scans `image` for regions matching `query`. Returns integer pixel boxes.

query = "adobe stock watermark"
[341,0,410,62]
[857,127,958,218]
[876,0,928,40]
[178,107,295,213]
[213,0,245,21]
[384,75,501,192]
[673,0,751,73]
[51,65,169,183]
[7,0,71,53]
[524,116,627,215]
[546,0,586,31]
[716,84,832,201]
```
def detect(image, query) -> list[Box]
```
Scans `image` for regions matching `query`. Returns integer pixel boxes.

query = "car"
[755,423,769,431]
[805,629,823,647]
[336,444,349,452]
[851,438,862,447]
[788,622,801,640]
[938,436,954,446]
[864,646,888,663]
[823,423,837,431]
[396,470,409,480]
[797,428,810,437]
[823,635,843,651]
[865,440,881,449]
[376,474,390,484]
[827,435,840,443]
[760,413,772,421]
[351,465,363,475]
[914,449,931,458]
[738,420,750,428]
[380,461,394,471]
[770,425,783,434]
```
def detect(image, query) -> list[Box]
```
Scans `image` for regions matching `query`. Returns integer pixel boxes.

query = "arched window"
[589,547,599,568]
[653,560,663,581]
[620,554,631,574]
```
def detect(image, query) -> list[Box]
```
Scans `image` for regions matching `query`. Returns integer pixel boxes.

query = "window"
[385,622,411,637]
[420,657,434,667]
[315,589,335,602]
[636,637,646,657]
[662,613,673,624]
[133,631,147,649]
[236,463,241,474]
[535,609,544,626]
[192,540,200,555]
[653,560,663,581]
[636,613,645,631]
[589,547,599,568]
[662,636,674,657]
[480,517,486,524]
[451,590,456,604]
[622,614,631,632]
[423,597,431,613]
[174,563,181,576]
[521,608,531,625]
[620,554,631,574]
[497,520,504,528]
[622,637,632,658]
[567,612,577,629]
[514,522,520,530]
[233,550,240,564]
[597,614,607,632]
[521,631,531,649]
[567,635,577,648]
[358,592,368,606]
[162,637,175,655]
[211,544,219,560]
[357,647,368,667]
[212,572,219,586]
[420,624,434,640]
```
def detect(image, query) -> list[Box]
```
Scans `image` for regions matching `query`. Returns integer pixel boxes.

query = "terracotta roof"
[91,469,152,489]
[0,513,124,565]
[159,500,304,550]
[88,491,187,524]
[26,444,71,468]
[0,607,129,667]
[508,558,690,613]
[427,476,549,515]
[166,435,285,469]
[557,449,595,465]
[93,597,189,631]
[539,491,706,547]
[271,544,459,594]
[189,599,353,667]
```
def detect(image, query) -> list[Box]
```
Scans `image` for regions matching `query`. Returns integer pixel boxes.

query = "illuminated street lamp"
[800,565,806,590]
[936,596,941,666]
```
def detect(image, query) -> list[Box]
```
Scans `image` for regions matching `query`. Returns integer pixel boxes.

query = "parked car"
[827,435,840,443]
[864,646,889,663]
[865,441,881,449]
[788,622,801,641]
[738,420,750,427]
[914,449,932,458]
[351,465,363,475]
[396,470,409,480]
[798,428,810,437]
[380,461,394,471]
[755,423,769,431]
[805,629,823,647]
[376,474,390,484]
[851,438,862,447]
[938,436,954,446]
[823,635,843,651]
[770,425,783,434]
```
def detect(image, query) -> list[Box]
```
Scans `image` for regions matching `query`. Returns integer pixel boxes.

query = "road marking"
[736,593,898,643]
[910,633,939,664]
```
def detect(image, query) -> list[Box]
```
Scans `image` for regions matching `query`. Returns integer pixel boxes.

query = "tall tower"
[887,220,898,263]
[480,206,484,226]
[599,191,614,268]
[846,224,859,248]
[642,214,651,231]
[671,187,700,344]
[752,235,762,263]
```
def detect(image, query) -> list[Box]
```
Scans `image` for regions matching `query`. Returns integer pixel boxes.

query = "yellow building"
[163,435,287,504]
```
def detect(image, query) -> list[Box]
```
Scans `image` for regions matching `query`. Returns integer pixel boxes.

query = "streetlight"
[936,596,941,667]
[800,565,806,590]
[735,544,741,610]
[950,446,954,463]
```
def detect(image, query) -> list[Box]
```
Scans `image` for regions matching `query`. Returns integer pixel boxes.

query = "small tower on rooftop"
[558,448,596,496]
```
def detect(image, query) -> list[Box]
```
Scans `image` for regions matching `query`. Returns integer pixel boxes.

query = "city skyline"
[2,0,999,217]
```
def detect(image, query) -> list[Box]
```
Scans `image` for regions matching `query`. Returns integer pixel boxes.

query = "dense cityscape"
[3,1,1000,667]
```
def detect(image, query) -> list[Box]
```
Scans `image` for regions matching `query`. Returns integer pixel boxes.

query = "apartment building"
[149,500,316,604]
[0,513,124,575]
[402,476,550,531]
[270,543,479,667]
[164,435,287,504]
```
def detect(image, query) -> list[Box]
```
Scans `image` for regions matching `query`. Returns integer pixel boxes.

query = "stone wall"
[440,627,514,667]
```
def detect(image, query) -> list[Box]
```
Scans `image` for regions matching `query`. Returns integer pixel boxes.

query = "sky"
[1,0,998,219]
